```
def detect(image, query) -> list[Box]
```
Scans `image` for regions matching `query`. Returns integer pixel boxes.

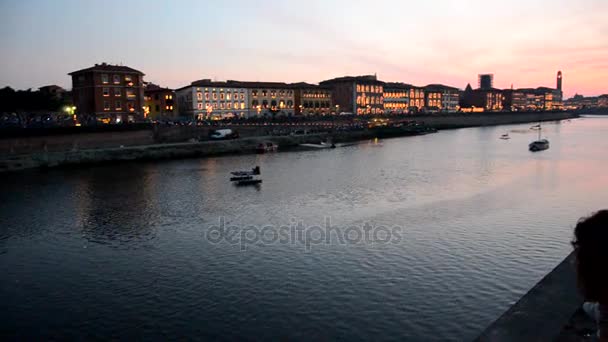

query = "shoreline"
[0,111,578,173]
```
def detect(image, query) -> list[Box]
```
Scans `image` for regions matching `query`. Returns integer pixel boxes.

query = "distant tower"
[478,74,494,90]
[557,71,562,91]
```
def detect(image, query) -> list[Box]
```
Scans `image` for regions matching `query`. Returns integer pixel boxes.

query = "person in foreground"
[572,210,608,341]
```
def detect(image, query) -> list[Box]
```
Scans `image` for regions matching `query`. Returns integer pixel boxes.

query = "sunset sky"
[0,0,606,98]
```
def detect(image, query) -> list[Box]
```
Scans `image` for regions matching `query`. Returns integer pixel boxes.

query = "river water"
[1,116,607,341]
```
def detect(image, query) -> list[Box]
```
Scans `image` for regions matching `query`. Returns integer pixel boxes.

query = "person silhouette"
[572,210,608,340]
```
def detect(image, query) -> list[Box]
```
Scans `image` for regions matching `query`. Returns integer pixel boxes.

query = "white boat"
[300,141,336,149]
[231,166,260,177]
[529,123,549,152]
[500,133,510,140]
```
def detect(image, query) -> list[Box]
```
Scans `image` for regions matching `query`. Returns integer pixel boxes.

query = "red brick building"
[69,63,145,124]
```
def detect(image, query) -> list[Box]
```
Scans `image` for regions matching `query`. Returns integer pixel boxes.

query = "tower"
[557,71,562,91]
[478,74,494,90]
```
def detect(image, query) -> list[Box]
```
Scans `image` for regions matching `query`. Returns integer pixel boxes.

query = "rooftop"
[320,75,384,85]
[68,63,144,76]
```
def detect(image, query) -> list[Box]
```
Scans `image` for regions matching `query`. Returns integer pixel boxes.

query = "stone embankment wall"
[0,112,577,172]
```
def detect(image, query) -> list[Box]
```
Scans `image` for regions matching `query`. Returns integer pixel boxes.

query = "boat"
[529,123,550,152]
[230,166,260,177]
[530,124,541,130]
[300,141,336,149]
[231,166,262,185]
[256,142,278,154]
[230,175,253,182]
[235,179,262,186]
[529,139,550,152]
[500,133,510,140]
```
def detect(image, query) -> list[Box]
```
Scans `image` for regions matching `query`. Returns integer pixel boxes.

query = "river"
[1,116,607,341]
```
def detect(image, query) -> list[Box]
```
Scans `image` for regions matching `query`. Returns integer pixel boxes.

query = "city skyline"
[1,0,607,98]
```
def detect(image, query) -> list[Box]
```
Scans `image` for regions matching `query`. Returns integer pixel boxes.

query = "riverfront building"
[461,83,504,111]
[320,75,384,115]
[69,63,145,124]
[144,84,177,120]
[176,80,248,120]
[383,83,410,114]
[424,84,460,112]
[290,83,333,116]
[176,80,295,120]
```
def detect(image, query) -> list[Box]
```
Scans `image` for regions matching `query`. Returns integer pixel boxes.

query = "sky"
[0,0,607,98]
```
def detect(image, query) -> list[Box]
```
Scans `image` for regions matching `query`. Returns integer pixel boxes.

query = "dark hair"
[572,210,608,303]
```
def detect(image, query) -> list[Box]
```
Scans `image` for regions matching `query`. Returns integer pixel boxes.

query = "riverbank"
[0,111,578,173]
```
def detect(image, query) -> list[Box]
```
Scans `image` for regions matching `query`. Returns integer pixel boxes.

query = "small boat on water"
[235,179,262,186]
[529,139,550,152]
[500,133,510,140]
[530,124,541,130]
[230,166,262,186]
[256,142,278,154]
[529,122,550,152]
[300,141,336,149]
[231,166,260,177]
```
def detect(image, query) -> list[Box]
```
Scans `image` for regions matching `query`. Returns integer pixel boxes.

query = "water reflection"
[1,117,608,341]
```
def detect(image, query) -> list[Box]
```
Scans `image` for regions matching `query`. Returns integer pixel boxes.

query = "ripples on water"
[2,117,608,340]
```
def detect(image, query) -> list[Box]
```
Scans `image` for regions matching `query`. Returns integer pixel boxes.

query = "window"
[115,101,122,110]
[197,103,203,110]
[240,102,245,109]
[226,93,231,101]
[103,101,110,110]
[197,92,203,101]
[212,92,217,100]
[113,75,120,84]
[262,90,267,97]
[126,89,135,98]
[124,75,132,82]
[252,90,258,97]
[220,103,225,109]
[240,93,245,100]
[114,88,121,97]
[101,74,109,84]
[252,100,259,107]
[103,87,110,96]
[262,100,268,108]
[287,100,293,108]
[127,102,135,112]
[204,92,210,100]
[220,93,225,100]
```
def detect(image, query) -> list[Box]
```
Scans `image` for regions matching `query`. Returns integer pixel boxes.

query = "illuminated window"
[197,103,203,110]
[240,102,245,109]
[103,87,110,97]
[115,101,122,110]
[240,93,244,100]
[127,102,135,112]
[220,93,225,100]
[204,92,209,101]
[226,93,231,101]
[124,75,132,82]
[220,103,225,109]
[126,89,135,98]
[234,102,239,109]
[101,74,109,84]
[213,93,217,100]
[114,88,121,97]
[252,90,258,97]
[262,90,267,97]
